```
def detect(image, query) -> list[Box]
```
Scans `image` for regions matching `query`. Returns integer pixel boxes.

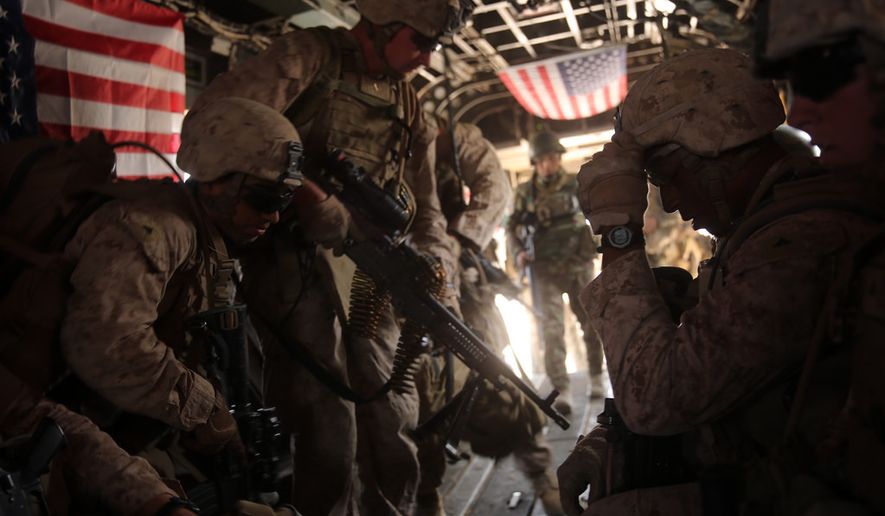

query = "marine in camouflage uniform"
[414,119,563,515]
[557,49,883,516]
[756,2,885,512]
[507,131,603,415]
[0,363,191,516]
[52,98,302,512]
[183,2,471,514]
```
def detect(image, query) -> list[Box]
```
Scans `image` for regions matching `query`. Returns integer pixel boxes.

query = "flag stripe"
[536,65,564,120]
[23,0,184,49]
[498,45,627,121]
[62,0,185,31]
[39,122,181,154]
[35,66,185,113]
[23,14,184,72]
[498,71,543,118]
[546,65,575,120]
[37,94,183,134]
[517,68,551,120]
[35,40,186,94]
[115,152,180,177]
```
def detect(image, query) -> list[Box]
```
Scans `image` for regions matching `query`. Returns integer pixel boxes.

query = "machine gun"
[316,150,570,431]
[187,299,284,514]
[0,420,65,516]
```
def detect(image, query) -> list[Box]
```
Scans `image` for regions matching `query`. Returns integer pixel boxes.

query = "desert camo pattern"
[0,364,175,515]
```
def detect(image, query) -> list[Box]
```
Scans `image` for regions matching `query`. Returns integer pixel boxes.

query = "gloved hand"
[292,179,352,250]
[181,390,241,457]
[557,426,609,516]
[235,500,298,516]
[577,131,648,234]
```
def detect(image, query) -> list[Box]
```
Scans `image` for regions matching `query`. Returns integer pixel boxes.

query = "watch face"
[608,226,633,248]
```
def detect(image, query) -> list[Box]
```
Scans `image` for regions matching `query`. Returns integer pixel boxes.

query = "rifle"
[0,419,65,516]
[316,150,570,431]
[187,283,284,514]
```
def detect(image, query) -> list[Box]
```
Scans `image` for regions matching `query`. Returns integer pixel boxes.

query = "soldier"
[414,118,564,515]
[507,131,603,415]
[755,2,885,511]
[181,1,472,514]
[556,48,881,515]
[55,97,303,510]
[0,364,196,516]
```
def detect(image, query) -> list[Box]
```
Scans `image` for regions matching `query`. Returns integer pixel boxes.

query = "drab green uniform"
[508,169,603,392]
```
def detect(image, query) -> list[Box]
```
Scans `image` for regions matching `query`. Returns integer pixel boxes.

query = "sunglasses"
[240,183,294,213]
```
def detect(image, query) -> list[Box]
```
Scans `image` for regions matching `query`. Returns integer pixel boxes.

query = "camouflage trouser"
[415,278,553,498]
[257,253,419,516]
[532,264,603,393]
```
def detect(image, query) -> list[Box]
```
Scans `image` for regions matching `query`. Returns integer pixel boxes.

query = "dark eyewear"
[241,184,294,214]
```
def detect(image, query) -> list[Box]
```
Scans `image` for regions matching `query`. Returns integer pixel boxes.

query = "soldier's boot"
[588,373,607,399]
[530,470,565,516]
[415,489,446,516]
[553,387,572,416]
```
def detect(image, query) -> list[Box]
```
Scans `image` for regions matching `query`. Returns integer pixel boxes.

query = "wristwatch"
[156,496,201,516]
[603,225,641,250]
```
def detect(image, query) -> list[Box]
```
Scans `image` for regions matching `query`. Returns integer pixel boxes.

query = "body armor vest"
[284,27,418,229]
[516,171,592,265]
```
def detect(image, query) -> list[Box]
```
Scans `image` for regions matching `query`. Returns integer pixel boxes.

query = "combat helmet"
[529,131,566,163]
[759,0,885,66]
[620,48,785,226]
[356,0,474,39]
[756,0,885,101]
[619,48,784,158]
[177,97,304,186]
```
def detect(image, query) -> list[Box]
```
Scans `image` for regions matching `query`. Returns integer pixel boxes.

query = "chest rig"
[284,27,417,229]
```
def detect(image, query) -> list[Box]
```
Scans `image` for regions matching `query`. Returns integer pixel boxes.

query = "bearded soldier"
[556,48,883,515]
[181,1,473,514]
[755,2,885,512]
[507,131,603,415]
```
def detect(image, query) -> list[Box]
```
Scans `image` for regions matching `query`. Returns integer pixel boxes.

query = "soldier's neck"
[350,21,386,77]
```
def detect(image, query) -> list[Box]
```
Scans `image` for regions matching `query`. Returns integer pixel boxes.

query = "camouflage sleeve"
[61,201,216,431]
[449,123,512,251]
[580,213,852,435]
[0,366,174,515]
[405,112,461,304]
[188,29,327,114]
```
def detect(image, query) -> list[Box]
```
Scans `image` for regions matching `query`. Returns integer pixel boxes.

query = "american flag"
[5,0,185,178]
[498,45,628,121]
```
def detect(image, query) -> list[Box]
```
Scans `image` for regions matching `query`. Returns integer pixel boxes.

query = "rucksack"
[0,132,181,391]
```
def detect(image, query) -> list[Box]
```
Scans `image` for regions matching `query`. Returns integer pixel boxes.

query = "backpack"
[0,132,182,391]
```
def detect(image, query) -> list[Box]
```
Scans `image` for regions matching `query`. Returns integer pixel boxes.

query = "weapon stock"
[319,150,570,430]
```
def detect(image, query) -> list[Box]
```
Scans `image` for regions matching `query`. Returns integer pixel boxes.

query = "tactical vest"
[283,27,418,227]
[515,170,594,265]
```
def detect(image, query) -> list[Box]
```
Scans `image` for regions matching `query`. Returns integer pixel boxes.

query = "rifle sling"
[249,310,392,404]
